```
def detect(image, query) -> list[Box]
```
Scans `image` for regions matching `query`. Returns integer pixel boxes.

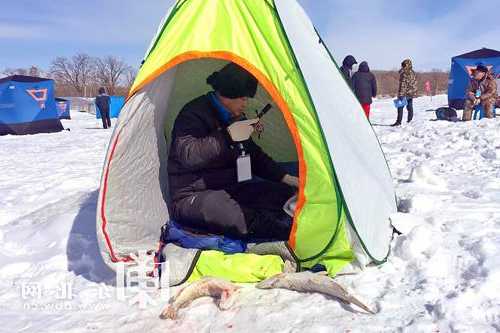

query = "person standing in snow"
[392,59,418,126]
[340,55,358,89]
[462,64,497,121]
[95,87,111,129]
[352,61,377,119]
[496,72,500,108]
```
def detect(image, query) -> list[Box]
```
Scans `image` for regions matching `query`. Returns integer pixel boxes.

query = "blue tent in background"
[0,75,63,136]
[55,97,71,120]
[95,96,125,119]
[448,48,500,109]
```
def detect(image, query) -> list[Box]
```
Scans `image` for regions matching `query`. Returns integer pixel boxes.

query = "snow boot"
[391,108,403,126]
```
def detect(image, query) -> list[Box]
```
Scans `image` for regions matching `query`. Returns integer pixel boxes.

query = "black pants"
[101,110,111,129]
[171,181,295,241]
[396,98,414,124]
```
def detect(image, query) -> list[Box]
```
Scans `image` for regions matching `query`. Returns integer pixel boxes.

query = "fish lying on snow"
[160,277,240,320]
[256,271,375,314]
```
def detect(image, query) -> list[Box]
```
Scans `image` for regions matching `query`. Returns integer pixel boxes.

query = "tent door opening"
[162,58,299,240]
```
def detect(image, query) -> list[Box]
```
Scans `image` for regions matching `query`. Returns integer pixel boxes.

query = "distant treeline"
[3,54,449,98]
[2,53,137,97]
[373,70,449,97]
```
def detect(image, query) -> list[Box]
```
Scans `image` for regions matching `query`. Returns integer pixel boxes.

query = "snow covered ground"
[0,96,499,332]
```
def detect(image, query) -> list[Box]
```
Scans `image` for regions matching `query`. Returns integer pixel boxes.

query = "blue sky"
[1,0,499,71]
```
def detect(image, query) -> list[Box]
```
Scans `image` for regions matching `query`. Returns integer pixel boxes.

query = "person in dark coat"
[340,55,358,88]
[168,62,298,241]
[95,87,111,129]
[352,61,377,119]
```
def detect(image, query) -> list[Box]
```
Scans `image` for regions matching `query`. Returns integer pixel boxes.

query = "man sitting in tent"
[462,64,498,120]
[167,62,299,241]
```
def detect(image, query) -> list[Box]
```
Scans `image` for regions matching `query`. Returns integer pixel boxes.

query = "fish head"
[255,273,285,289]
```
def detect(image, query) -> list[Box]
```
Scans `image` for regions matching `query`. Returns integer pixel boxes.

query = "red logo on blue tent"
[26,88,48,109]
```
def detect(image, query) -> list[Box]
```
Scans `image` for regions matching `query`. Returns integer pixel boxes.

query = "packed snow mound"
[0,96,499,332]
[409,164,448,188]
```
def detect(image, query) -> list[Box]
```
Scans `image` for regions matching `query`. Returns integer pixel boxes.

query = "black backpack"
[435,107,458,122]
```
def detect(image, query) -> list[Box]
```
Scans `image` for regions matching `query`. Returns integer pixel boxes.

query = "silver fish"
[256,271,375,314]
[160,277,240,320]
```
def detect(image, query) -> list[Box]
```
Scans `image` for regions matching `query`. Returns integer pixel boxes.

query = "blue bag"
[394,97,408,108]
[160,221,247,254]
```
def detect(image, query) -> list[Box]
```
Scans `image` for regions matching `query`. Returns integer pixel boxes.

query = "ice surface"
[0,97,499,332]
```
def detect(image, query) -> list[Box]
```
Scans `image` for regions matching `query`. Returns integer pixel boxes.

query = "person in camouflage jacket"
[496,73,500,108]
[398,59,418,99]
[392,59,418,126]
[462,64,498,120]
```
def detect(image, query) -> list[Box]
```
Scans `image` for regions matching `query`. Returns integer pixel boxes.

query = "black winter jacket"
[168,94,286,201]
[340,55,357,88]
[95,94,110,113]
[352,62,377,104]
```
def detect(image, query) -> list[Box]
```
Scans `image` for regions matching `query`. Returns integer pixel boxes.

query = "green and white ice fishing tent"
[96,0,397,283]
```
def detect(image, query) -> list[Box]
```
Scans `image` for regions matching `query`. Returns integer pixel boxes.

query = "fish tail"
[159,306,177,320]
[348,296,375,314]
[329,281,375,314]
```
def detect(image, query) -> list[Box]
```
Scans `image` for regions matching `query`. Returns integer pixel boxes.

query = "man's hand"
[254,120,264,137]
[227,118,260,142]
[282,174,299,188]
[467,92,475,100]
